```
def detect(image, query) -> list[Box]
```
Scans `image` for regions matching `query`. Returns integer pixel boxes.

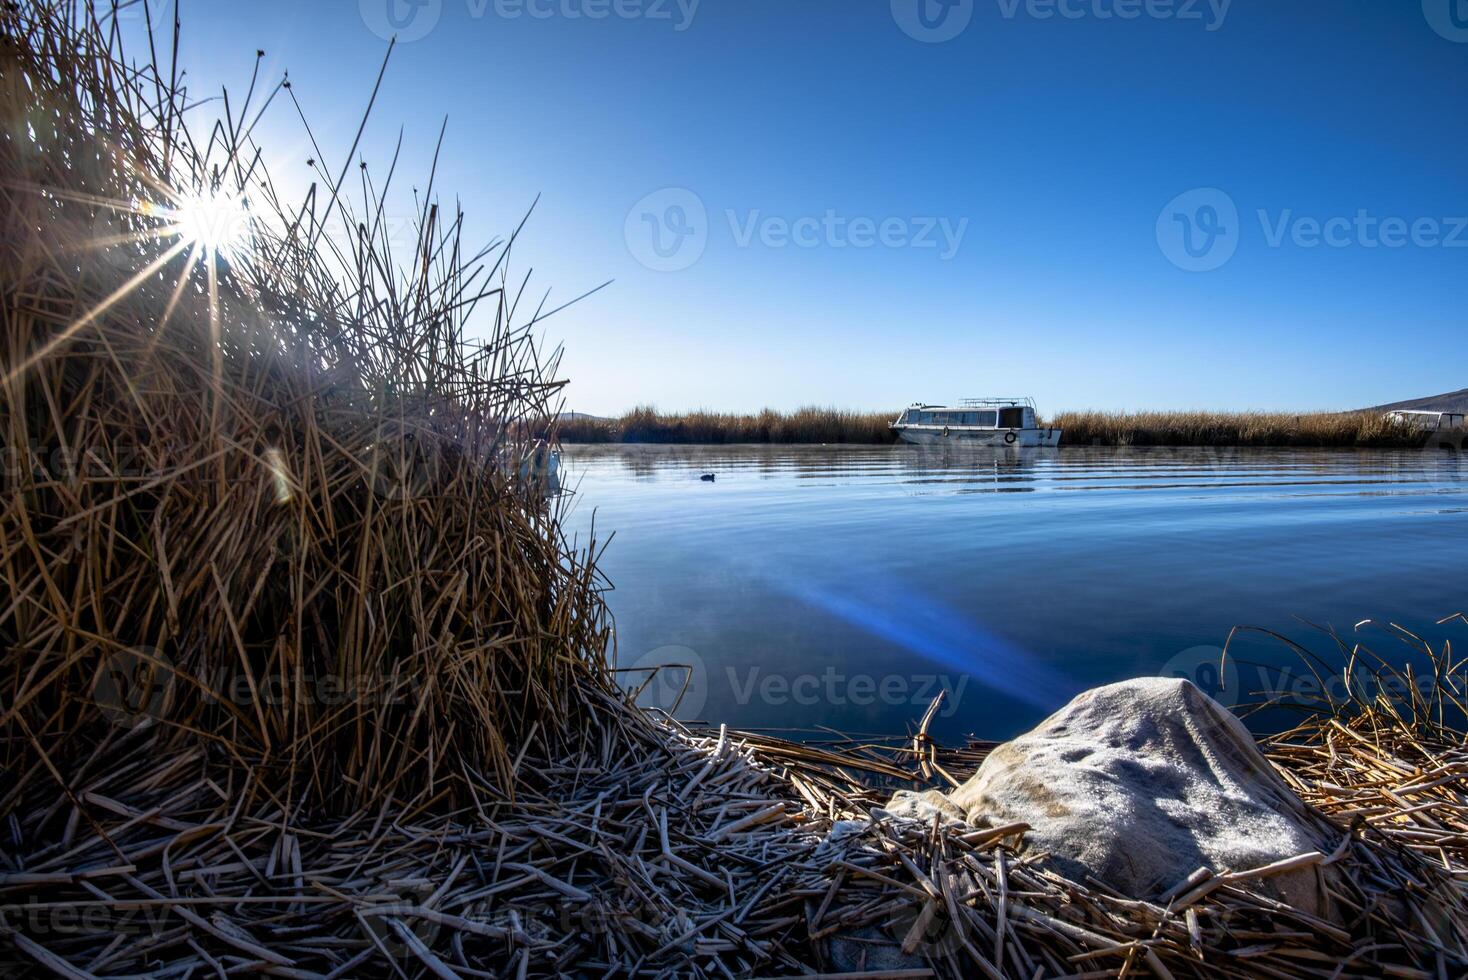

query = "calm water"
[561,444,1468,743]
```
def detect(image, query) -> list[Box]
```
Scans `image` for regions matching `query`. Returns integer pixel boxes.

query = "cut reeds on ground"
[1,2,1465,977]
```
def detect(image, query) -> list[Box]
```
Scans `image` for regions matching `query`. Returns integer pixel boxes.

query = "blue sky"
[126,1,1467,413]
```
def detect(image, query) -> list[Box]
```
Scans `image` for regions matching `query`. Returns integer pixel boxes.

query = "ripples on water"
[561,444,1468,743]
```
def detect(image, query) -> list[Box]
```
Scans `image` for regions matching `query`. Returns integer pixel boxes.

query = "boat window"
[998,407,1025,429]
[976,411,997,427]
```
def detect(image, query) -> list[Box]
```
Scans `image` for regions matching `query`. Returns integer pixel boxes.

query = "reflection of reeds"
[560,408,1427,447]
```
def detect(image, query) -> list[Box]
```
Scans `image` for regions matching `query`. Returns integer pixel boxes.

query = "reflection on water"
[561,444,1468,743]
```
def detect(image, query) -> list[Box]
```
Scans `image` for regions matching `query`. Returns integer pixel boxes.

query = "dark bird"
[700,473,716,482]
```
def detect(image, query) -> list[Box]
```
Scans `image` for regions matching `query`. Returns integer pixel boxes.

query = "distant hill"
[1367,388,1468,414]
[559,411,608,422]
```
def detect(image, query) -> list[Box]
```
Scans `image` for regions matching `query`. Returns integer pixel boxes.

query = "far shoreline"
[553,407,1444,449]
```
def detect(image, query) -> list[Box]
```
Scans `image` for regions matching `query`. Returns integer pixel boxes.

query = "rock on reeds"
[887,678,1343,916]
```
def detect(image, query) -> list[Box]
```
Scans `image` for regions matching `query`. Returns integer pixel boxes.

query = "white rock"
[921,677,1342,914]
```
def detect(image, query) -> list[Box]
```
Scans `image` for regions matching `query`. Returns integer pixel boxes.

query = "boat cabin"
[1385,410,1467,431]
[897,401,1037,430]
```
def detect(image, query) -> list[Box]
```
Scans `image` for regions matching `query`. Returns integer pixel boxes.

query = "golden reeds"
[0,0,608,818]
[557,408,1428,447]
[557,406,902,444]
[1050,410,1422,448]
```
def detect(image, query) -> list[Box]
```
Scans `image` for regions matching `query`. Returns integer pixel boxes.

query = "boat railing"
[959,397,1036,410]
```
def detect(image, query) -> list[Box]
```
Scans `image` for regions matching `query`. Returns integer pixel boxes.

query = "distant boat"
[1383,410,1466,450]
[891,397,1062,447]
[517,440,561,490]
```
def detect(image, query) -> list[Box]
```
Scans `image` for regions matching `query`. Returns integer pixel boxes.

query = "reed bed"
[556,407,901,444]
[559,408,1429,448]
[1051,410,1423,448]
[2,2,1466,977]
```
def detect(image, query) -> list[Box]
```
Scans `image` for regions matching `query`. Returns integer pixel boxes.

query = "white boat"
[1384,410,1466,450]
[891,397,1062,447]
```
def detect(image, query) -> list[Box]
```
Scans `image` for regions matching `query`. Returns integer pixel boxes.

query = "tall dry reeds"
[558,408,1428,447]
[558,406,900,443]
[1051,409,1422,448]
[0,0,610,820]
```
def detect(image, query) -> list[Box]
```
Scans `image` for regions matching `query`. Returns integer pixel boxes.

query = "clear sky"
[123,1,1466,414]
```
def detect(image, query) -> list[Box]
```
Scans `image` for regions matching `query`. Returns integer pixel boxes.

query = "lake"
[560,444,1468,744]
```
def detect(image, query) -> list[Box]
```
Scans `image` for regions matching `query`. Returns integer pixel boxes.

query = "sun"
[166,190,254,263]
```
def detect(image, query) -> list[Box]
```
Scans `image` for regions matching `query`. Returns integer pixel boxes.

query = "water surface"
[561,444,1468,743]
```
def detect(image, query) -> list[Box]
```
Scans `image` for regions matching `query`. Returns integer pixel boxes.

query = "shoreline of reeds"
[556,407,1432,448]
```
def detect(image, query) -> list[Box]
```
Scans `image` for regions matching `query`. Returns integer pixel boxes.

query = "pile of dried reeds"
[2,2,1466,977]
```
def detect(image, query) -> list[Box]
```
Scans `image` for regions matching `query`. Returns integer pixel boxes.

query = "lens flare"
[168,191,253,261]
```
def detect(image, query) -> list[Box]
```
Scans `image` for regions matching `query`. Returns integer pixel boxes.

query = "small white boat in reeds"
[891,397,1062,447]
[1384,410,1466,450]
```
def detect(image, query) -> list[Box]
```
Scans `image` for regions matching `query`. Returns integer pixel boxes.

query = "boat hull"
[893,426,1062,448]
